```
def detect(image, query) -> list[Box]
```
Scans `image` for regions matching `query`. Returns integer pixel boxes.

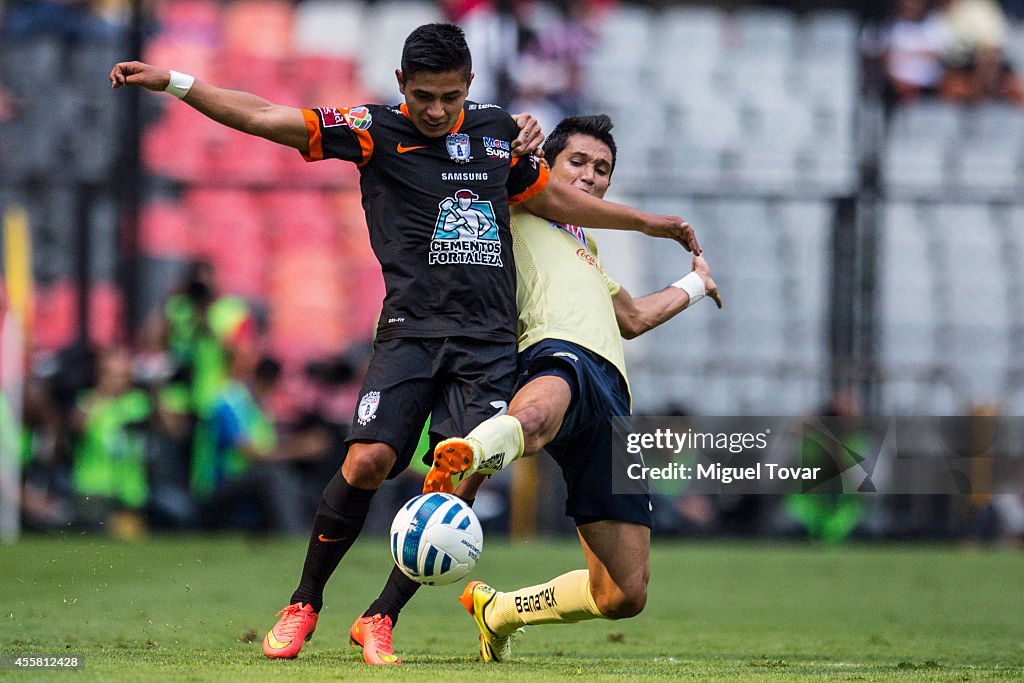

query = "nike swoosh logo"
[266,632,290,649]
[397,143,426,153]
[318,534,349,543]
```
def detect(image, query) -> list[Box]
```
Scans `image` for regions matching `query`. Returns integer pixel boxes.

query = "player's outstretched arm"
[521,179,701,254]
[613,254,722,339]
[110,61,310,152]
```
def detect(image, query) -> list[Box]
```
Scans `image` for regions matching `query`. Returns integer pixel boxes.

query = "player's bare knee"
[591,567,648,620]
[511,400,560,453]
[342,445,393,489]
[596,585,647,620]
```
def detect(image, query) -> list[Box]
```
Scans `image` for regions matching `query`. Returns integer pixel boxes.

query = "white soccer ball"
[390,493,483,586]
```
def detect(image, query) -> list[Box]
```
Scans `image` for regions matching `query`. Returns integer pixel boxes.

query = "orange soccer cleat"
[262,602,318,659]
[349,613,403,665]
[422,437,481,494]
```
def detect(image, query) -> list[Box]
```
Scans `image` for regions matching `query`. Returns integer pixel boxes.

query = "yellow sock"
[466,414,525,474]
[484,570,603,637]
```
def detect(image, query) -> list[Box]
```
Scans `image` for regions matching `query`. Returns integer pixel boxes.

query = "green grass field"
[2,535,1022,681]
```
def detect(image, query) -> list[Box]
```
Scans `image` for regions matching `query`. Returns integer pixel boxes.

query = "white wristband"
[165,70,195,99]
[671,271,705,308]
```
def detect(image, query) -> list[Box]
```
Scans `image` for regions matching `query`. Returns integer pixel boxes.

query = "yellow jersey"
[510,207,628,389]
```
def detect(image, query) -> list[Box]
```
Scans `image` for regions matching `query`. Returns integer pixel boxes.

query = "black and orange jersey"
[299,102,549,342]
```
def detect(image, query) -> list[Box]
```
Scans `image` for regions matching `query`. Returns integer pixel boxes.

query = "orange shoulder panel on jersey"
[509,156,550,205]
[450,108,466,133]
[301,109,323,162]
[348,111,374,167]
[300,107,374,166]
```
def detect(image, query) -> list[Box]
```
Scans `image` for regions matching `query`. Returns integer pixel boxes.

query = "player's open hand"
[692,254,722,308]
[110,61,171,92]
[510,112,545,158]
[641,215,701,255]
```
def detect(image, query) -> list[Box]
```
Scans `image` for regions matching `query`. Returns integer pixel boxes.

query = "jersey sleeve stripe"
[509,161,550,205]
[353,126,374,167]
[300,109,323,161]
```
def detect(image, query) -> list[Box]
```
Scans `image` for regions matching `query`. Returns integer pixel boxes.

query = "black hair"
[401,23,472,82]
[542,114,617,177]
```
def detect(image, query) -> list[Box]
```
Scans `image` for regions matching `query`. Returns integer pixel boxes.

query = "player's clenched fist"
[109,61,171,91]
[510,112,544,158]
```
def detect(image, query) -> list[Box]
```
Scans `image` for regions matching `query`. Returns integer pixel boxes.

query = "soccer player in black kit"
[111,23,700,665]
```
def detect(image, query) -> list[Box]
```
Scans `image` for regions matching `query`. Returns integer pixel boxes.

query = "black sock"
[363,565,421,626]
[363,496,476,625]
[290,472,376,613]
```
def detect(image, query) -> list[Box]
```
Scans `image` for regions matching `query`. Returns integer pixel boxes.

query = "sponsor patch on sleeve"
[318,107,348,128]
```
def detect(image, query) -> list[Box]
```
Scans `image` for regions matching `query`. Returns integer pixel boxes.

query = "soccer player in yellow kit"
[361,114,721,662]
[437,114,721,660]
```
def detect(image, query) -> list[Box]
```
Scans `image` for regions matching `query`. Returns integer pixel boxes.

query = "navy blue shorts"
[517,339,652,528]
[347,336,517,478]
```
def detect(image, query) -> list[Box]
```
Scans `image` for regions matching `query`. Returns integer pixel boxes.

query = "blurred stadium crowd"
[1,0,1024,544]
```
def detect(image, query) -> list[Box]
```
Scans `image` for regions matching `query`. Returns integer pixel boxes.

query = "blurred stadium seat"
[268,247,350,363]
[735,7,797,52]
[597,6,859,198]
[584,5,652,106]
[31,280,123,350]
[143,104,211,180]
[292,0,364,58]
[222,0,294,59]
[141,202,193,257]
[878,200,1018,410]
[882,138,948,193]
[292,55,365,105]
[358,0,443,99]
[185,189,267,299]
[32,280,78,352]
[262,190,335,248]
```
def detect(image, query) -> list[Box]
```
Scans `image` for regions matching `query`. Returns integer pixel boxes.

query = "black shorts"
[347,336,517,478]
[517,339,652,528]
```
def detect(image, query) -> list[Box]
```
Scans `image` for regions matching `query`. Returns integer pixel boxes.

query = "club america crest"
[446,133,472,163]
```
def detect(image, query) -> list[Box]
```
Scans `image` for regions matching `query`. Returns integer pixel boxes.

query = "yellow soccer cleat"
[459,580,518,662]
